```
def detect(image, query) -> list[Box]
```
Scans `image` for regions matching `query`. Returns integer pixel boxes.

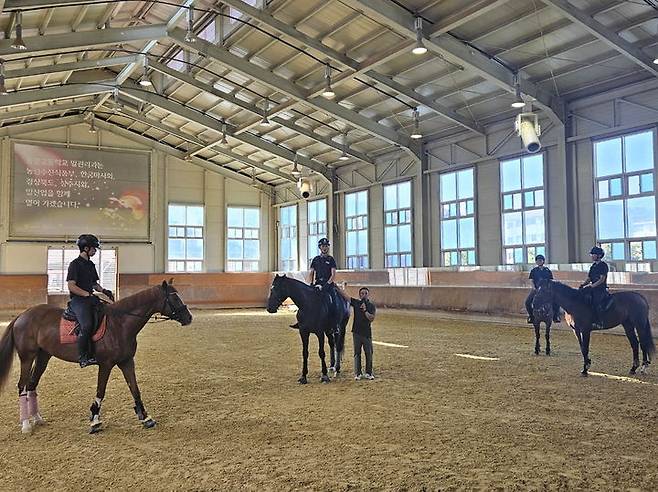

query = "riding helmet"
[77,234,101,251]
[535,254,545,261]
[589,246,605,258]
[318,238,330,247]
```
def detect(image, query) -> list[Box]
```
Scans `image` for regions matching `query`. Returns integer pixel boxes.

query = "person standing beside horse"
[337,284,376,380]
[67,234,115,368]
[290,237,338,329]
[525,254,560,324]
[579,246,610,330]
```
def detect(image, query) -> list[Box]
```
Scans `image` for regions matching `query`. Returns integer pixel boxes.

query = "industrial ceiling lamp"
[511,73,525,109]
[139,56,152,87]
[515,111,541,154]
[261,100,272,126]
[411,17,427,55]
[654,57,658,65]
[410,108,422,139]
[339,131,349,160]
[11,11,27,51]
[88,113,97,134]
[321,64,335,99]
[220,121,228,145]
[0,60,8,95]
[185,7,195,43]
[291,153,301,178]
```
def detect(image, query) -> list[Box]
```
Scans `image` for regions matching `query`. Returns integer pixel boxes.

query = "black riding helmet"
[589,246,605,258]
[535,254,545,261]
[318,238,330,247]
[77,234,101,251]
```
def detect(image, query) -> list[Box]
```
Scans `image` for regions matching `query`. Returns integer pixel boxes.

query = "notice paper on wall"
[10,142,150,240]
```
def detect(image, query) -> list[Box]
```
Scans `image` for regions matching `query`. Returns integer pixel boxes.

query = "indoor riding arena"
[1,0,658,490]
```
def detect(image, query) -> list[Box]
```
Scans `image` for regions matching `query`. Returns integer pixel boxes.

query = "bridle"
[104,287,188,323]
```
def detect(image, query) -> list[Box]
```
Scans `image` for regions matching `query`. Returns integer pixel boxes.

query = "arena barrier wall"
[0,274,48,310]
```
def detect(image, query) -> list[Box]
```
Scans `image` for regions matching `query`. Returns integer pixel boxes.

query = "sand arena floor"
[1,308,658,490]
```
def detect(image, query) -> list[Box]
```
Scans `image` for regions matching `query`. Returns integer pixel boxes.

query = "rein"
[103,290,187,323]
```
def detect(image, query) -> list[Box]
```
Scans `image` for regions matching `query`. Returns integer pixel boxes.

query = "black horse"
[267,274,349,384]
[530,299,555,356]
[534,279,654,376]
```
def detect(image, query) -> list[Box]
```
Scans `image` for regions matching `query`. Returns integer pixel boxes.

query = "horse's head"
[532,278,554,319]
[159,279,193,326]
[267,274,289,313]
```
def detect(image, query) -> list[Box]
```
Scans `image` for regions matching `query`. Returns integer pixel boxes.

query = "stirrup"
[79,357,98,368]
[527,316,534,324]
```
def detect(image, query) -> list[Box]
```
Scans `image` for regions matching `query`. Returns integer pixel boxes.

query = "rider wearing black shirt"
[525,255,560,323]
[580,246,609,329]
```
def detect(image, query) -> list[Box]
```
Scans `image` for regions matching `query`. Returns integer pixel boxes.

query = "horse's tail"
[0,317,17,393]
[640,318,656,358]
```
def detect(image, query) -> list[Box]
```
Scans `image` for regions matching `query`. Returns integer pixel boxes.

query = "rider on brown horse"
[67,234,114,368]
[579,246,609,330]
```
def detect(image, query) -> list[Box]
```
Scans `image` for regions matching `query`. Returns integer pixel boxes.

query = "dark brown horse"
[0,280,192,434]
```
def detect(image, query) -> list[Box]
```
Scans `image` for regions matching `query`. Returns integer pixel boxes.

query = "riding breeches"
[525,290,559,318]
[68,296,97,355]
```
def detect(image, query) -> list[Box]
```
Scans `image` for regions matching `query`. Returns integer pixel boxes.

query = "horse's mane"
[108,284,163,312]
[550,280,585,301]
[280,276,315,291]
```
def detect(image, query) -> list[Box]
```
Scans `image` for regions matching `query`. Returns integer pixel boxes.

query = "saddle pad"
[59,317,108,345]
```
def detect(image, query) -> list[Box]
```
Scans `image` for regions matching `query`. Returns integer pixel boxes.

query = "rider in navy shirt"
[525,255,560,324]
[580,246,610,329]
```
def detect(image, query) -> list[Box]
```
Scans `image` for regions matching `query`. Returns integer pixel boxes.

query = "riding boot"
[527,315,534,324]
[77,330,98,368]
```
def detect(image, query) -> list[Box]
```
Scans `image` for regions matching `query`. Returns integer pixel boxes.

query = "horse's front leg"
[580,328,592,376]
[299,331,310,385]
[533,322,541,355]
[317,332,330,383]
[327,330,336,374]
[545,321,551,356]
[118,358,156,428]
[89,364,112,434]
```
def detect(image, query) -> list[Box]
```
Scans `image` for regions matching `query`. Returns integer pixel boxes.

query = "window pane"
[597,200,624,239]
[357,230,368,255]
[458,218,475,249]
[610,178,622,196]
[631,241,643,260]
[535,190,544,207]
[186,239,203,260]
[627,196,656,238]
[244,240,260,260]
[227,239,243,259]
[398,182,411,209]
[595,138,622,177]
[466,200,474,215]
[514,248,524,264]
[440,173,456,202]
[457,169,473,199]
[513,193,522,210]
[524,209,545,244]
[227,207,243,227]
[346,231,357,256]
[598,180,609,199]
[612,242,625,260]
[503,212,523,246]
[522,155,543,188]
[384,185,397,211]
[644,240,657,260]
[399,224,412,253]
[503,194,513,211]
[345,193,356,217]
[244,209,259,228]
[441,219,457,249]
[625,132,654,173]
[318,198,326,219]
[169,205,186,225]
[525,191,534,207]
[628,175,640,195]
[501,159,521,192]
[356,191,368,215]
[187,206,204,226]
[467,250,475,265]
[641,173,654,193]
[168,239,185,260]
[385,227,398,253]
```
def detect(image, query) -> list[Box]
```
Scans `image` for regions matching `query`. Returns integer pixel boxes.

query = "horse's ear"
[161,280,168,289]
[168,277,174,285]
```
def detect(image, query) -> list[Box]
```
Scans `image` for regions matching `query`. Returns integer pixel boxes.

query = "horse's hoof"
[89,422,103,434]
[640,364,649,375]
[321,375,330,383]
[31,414,46,426]
[546,350,551,356]
[630,367,638,375]
[142,417,156,429]
[20,421,32,434]
[298,377,308,385]
[329,366,335,372]
[580,371,588,377]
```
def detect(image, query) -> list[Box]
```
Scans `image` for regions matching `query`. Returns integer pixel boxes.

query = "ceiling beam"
[93,116,274,191]
[219,0,481,135]
[428,0,511,36]
[0,99,91,123]
[0,114,84,136]
[148,60,375,164]
[0,83,113,108]
[169,28,415,151]
[352,0,565,124]
[118,85,332,181]
[4,54,138,79]
[4,0,85,8]
[542,0,658,77]
[0,24,168,58]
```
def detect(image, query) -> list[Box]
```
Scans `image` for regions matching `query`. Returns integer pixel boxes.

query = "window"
[307,198,327,260]
[278,205,297,271]
[227,207,260,271]
[223,0,259,39]
[168,204,204,272]
[166,50,185,71]
[440,168,476,266]
[501,154,546,264]
[198,18,216,43]
[384,181,413,267]
[595,130,656,261]
[345,190,368,269]
[47,247,117,295]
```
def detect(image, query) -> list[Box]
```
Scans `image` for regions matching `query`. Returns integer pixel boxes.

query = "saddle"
[59,302,108,345]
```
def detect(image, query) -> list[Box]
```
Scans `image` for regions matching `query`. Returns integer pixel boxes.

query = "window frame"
[344,189,369,269]
[307,197,328,262]
[593,128,657,262]
[499,153,548,265]
[439,167,477,266]
[167,203,205,273]
[226,205,261,272]
[278,204,298,271]
[383,180,413,268]
[47,246,118,295]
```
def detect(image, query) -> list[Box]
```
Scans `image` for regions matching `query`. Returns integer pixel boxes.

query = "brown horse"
[0,280,192,434]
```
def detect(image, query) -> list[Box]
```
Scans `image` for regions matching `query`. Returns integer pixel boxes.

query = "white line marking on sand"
[0,322,8,328]
[588,371,654,385]
[454,353,499,361]
[372,341,408,348]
